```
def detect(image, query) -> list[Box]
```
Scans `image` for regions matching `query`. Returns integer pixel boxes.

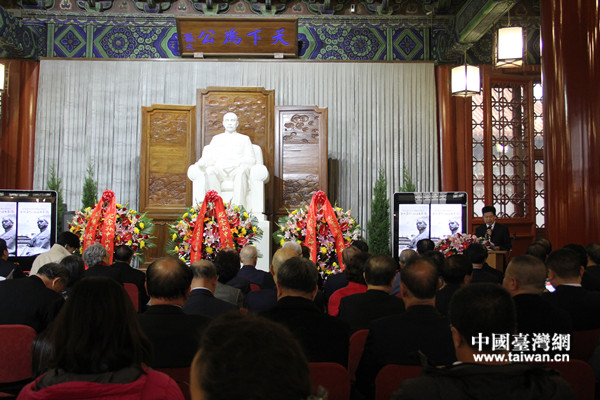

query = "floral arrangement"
[435,233,489,257]
[69,203,155,262]
[167,202,263,264]
[273,203,362,277]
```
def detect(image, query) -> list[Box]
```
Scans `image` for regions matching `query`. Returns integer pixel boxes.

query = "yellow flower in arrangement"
[206,247,214,254]
[134,227,140,234]
[116,204,122,208]
[183,213,189,218]
[253,226,257,233]
[234,206,240,212]
[180,257,186,262]
[139,222,145,229]
[280,238,285,246]
[174,246,179,252]
[172,233,177,241]
[320,246,327,254]
[292,209,297,215]
[127,240,133,245]
[241,228,247,236]
[231,227,238,235]
[140,240,145,249]
[243,212,248,218]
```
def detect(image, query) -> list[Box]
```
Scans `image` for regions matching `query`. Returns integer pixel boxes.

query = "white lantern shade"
[496,26,524,67]
[451,64,480,96]
[0,63,5,93]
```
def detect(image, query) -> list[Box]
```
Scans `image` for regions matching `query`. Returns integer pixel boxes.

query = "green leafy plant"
[81,161,98,209]
[46,163,66,232]
[367,169,391,255]
[399,166,416,192]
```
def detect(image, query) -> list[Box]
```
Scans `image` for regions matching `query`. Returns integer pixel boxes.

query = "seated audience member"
[301,244,311,259]
[423,250,445,279]
[356,257,456,399]
[392,283,576,400]
[0,238,25,278]
[59,255,85,297]
[582,243,600,291]
[245,247,297,313]
[19,277,184,400]
[83,244,123,283]
[184,259,239,317]
[111,245,149,311]
[435,255,472,316]
[534,237,552,256]
[190,313,313,400]
[352,239,369,253]
[0,263,69,333]
[503,255,572,335]
[138,257,210,368]
[464,243,503,284]
[261,257,349,366]
[324,245,361,302]
[237,245,269,288]
[391,249,418,296]
[214,248,250,298]
[416,239,435,255]
[29,231,80,276]
[282,240,302,256]
[338,254,405,333]
[564,243,588,269]
[543,248,600,330]
[328,251,370,316]
[525,243,548,263]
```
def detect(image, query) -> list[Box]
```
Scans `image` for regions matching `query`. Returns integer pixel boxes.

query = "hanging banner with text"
[176,17,298,58]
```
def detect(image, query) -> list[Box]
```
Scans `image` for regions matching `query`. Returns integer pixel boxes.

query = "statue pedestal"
[255,217,271,272]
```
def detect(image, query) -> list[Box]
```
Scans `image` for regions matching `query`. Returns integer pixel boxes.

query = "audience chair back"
[348,329,369,381]
[154,367,191,400]
[547,360,595,400]
[123,283,139,312]
[309,362,351,400]
[572,329,600,361]
[0,324,36,395]
[375,364,422,400]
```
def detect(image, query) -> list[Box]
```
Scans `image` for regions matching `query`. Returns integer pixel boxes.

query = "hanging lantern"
[495,26,525,68]
[451,64,481,97]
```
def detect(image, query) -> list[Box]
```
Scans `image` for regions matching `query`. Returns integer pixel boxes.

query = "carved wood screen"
[197,87,274,216]
[274,106,328,216]
[140,104,196,264]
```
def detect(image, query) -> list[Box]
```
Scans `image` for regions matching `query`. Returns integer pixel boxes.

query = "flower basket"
[273,191,362,277]
[166,191,263,264]
[69,190,155,263]
[434,233,489,257]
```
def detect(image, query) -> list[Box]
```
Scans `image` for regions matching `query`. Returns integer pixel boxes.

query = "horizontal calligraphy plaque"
[176,17,298,58]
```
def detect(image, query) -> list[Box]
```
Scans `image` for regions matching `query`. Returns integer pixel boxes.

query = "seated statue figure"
[188,112,269,214]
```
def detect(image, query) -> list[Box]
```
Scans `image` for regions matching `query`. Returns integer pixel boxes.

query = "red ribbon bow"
[190,191,234,263]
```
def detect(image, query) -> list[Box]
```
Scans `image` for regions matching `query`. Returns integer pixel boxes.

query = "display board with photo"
[0,202,17,256]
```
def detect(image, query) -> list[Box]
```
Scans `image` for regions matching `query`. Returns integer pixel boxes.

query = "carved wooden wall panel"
[140,104,196,264]
[274,106,328,216]
[197,87,275,216]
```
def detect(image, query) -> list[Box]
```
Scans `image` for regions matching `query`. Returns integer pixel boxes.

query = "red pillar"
[541,0,600,247]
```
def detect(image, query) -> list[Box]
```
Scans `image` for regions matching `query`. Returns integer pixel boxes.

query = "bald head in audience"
[399,249,417,268]
[190,260,219,293]
[270,247,297,283]
[400,257,440,306]
[364,255,398,293]
[145,256,193,306]
[502,255,547,296]
[282,241,302,256]
[240,245,258,267]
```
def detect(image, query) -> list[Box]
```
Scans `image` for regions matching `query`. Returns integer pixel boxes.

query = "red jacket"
[17,368,184,400]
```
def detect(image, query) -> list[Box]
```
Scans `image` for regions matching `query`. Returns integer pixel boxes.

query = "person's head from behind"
[59,255,85,289]
[270,247,297,282]
[146,256,193,303]
[190,313,311,400]
[416,239,435,254]
[503,255,547,296]
[344,251,369,284]
[587,243,600,266]
[464,242,488,265]
[214,249,241,283]
[399,249,417,268]
[442,255,473,286]
[424,250,445,278]
[525,243,547,263]
[239,245,258,266]
[49,277,151,373]
[482,205,497,226]
[0,239,7,259]
[190,259,218,293]
[352,239,369,253]
[82,243,108,268]
[534,237,552,255]
[56,231,80,254]
[400,257,439,304]
[282,241,302,256]
[449,283,516,359]
[564,243,588,269]
[342,245,361,267]
[547,248,583,286]
[37,263,70,293]
[276,256,319,300]
[364,255,398,291]
[114,245,134,264]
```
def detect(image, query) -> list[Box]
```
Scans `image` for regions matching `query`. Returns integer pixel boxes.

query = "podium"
[486,251,508,272]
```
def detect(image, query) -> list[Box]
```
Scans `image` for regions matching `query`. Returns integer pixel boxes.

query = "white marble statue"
[187,112,269,215]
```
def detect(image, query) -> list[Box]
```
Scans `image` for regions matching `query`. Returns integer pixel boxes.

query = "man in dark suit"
[214,248,250,296]
[582,243,600,291]
[184,259,239,317]
[0,263,69,332]
[237,245,269,288]
[83,243,123,283]
[435,254,472,316]
[474,205,512,251]
[465,242,503,284]
[338,254,405,333]
[0,239,25,278]
[111,245,149,311]
[138,256,210,367]
[503,255,572,335]
[356,256,456,399]
[543,248,600,330]
[261,256,349,367]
